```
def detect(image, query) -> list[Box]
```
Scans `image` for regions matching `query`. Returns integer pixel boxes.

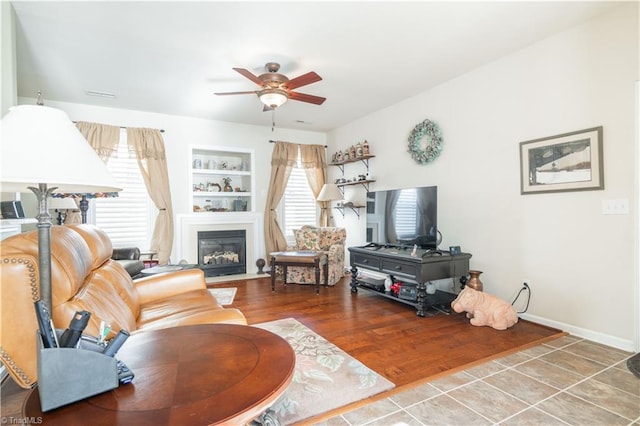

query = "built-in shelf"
[190,146,255,213]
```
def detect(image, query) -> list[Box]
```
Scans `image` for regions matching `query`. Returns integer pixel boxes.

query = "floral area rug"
[253,318,395,424]
[207,287,236,305]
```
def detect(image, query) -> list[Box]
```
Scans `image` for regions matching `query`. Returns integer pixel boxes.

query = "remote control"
[116,359,134,385]
[59,310,91,348]
[102,330,130,357]
[34,300,58,348]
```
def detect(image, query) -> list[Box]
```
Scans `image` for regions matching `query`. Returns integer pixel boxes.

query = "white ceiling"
[11,1,620,132]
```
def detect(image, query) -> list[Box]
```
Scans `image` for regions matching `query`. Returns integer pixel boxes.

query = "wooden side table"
[23,324,295,425]
[140,250,159,268]
[270,251,329,294]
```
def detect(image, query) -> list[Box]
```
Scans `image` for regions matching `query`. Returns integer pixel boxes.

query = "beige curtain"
[264,141,298,255]
[299,144,329,226]
[76,121,120,161]
[71,122,121,223]
[127,128,174,264]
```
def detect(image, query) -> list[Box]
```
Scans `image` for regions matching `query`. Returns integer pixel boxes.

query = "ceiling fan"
[215,62,326,110]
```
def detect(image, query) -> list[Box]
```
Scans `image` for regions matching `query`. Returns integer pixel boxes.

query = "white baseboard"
[520,313,635,352]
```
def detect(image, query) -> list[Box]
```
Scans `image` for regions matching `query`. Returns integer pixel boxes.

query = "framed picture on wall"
[519,126,604,195]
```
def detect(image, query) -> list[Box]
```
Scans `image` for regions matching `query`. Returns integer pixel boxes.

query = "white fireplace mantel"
[175,213,264,272]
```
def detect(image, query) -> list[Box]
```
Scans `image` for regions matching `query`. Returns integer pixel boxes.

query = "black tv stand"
[348,245,472,317]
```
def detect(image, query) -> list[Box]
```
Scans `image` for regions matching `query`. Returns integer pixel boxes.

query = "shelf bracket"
[358,181,371,192]
[333,206,362,219]
[358,158,371,169]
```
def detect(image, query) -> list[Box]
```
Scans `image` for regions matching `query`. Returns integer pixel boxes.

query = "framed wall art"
[519,126,603,195]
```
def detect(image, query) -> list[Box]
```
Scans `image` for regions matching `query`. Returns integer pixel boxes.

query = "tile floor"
[318,335,639,425]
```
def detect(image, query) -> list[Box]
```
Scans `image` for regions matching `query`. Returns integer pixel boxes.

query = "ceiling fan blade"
[285,71,322,90]
[289,91,326,105]
[233,68,264,86]
[214,91,258,96]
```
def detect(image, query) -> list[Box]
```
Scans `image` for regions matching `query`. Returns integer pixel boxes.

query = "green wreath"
[407,119,443,164]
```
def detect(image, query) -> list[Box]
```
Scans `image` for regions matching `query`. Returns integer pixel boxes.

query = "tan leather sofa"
[0,224,246,389]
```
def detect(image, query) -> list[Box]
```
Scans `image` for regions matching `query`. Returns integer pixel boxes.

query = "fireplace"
[197,230,246,277]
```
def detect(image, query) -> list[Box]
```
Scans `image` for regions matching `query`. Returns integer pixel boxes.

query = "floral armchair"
[285,225,346,286]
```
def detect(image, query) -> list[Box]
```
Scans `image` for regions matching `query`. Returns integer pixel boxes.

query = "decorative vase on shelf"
[467,270,483,292]
[349,145,356,159]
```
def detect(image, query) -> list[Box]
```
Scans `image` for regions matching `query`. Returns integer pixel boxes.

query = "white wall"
[1,2,17,116]
[327,4,639,351]
[17,98,326,260]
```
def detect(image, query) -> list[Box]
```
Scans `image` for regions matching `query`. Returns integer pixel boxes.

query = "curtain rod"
[73,121,165,133]
[268,139,327,148]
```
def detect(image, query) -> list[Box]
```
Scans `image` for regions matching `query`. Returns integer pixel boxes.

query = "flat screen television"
[365,185,437,249]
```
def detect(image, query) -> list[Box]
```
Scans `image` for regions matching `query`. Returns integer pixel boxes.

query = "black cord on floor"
[512,283,530,314]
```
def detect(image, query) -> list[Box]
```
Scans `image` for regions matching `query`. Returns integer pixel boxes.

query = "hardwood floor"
[231,275,562,387]
[0,275,562,419]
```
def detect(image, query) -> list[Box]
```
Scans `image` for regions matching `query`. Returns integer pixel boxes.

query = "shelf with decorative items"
[328,141,375,217]
[334,201,366,219]
[190,146,255,213]
[335,178,376,193]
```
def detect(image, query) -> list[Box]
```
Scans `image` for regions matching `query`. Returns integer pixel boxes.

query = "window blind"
[93,131,154,249]
[281,164,317,242]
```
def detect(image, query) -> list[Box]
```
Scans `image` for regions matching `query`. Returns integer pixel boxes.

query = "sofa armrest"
[134,268,207,304]
[112,247,141,260]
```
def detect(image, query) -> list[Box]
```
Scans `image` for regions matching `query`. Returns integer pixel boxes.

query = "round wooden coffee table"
[23,324,295,425]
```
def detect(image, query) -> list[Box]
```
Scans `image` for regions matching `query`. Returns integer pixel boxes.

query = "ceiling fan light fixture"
[259,89,288,108]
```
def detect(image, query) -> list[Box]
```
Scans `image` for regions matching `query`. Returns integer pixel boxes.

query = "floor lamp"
[0,105,121,311]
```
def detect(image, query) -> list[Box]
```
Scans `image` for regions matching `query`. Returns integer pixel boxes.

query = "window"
[280,160,318,243]
[92,130,156,249]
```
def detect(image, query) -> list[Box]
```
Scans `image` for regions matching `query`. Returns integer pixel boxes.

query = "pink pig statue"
[451,286,518,330]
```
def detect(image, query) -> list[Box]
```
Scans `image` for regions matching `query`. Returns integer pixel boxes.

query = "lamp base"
[28,183,56,311]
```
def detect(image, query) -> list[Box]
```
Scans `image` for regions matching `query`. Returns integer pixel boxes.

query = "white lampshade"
[0,104,121,311]
[0,105,121,194]
[259,89,288,108]
[317,183,344,202]
[47,197,78,210]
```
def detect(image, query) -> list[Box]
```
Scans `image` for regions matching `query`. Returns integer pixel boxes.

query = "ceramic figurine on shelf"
[336,150,343,162]
[363,140,370,155]
[349,145,356,159]
[356,142,363,158]
[222,177,233,192]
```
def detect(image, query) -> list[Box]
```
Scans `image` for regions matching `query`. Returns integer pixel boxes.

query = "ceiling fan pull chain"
[272,109,276,132]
